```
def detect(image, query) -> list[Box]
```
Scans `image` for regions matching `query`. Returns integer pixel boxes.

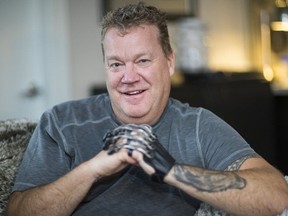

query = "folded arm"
[164,155,288,216]
[6,161,97,216]
[5,149,138,216]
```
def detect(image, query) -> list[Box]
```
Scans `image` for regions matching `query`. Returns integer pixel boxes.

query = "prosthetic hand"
[103,124,175,182]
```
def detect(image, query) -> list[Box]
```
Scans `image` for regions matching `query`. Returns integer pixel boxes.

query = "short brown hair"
[101,2,172,57]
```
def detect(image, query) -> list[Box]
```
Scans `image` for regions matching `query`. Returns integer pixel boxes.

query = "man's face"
[103,24,175,124]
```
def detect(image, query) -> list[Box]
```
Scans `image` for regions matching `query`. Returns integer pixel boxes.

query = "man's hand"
[102,124,175,182]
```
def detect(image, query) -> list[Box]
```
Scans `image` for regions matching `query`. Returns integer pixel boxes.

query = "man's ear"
[167,50,175,76]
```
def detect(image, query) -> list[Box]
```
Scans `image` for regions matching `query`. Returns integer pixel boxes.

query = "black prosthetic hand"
[103,124,175,183]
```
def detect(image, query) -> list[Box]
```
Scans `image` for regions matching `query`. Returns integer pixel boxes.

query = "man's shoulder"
[168,97,203,116]
[45,93,111,124]
[53,94,108,111]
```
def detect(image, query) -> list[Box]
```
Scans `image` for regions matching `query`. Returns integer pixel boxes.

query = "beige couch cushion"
[0,119,37,215]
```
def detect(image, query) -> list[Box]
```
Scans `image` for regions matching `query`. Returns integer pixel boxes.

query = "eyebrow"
[106,51,152,62]
[105,54,120,61]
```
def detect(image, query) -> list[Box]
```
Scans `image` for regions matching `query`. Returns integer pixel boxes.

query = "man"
[6,2,288,216]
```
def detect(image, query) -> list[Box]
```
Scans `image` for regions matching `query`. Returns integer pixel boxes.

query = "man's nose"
[122,64,140,83]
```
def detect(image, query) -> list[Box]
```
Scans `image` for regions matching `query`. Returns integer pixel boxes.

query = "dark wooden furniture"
[274,93,288,174]
[170,72,277,167]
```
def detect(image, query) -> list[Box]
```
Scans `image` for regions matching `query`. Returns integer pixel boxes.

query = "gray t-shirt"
[13,94,255,215]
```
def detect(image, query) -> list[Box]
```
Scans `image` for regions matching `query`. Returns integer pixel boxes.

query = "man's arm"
[6,150,138,216]
[6,162,96,216]
[164,155,288,216]
[103,124,288,215]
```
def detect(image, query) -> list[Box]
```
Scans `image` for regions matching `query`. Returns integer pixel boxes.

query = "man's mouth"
[124,90,145,95]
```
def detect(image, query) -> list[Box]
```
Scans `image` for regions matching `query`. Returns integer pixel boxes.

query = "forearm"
[164,163,288,216]
[6,162,98,216]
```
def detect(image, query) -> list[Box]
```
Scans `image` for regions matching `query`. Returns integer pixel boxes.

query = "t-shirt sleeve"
[12,110,71,192]
[198,108,256,170]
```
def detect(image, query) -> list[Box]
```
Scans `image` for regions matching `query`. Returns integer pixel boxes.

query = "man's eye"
[138,59,150,64]
[110,62,122,68]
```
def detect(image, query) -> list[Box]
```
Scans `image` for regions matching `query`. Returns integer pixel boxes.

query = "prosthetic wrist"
[143,138,175,182]
[103,124,175,182]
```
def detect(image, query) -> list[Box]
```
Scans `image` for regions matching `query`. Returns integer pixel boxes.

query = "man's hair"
[101,2,172,57]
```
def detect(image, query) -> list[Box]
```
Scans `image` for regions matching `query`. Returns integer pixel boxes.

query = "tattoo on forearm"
[173,164,247,193]
[226,153,260,171]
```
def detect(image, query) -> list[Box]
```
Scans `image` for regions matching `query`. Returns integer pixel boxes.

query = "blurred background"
[0,0,287,173]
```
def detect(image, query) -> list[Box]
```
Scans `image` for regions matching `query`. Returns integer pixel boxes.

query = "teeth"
[126,90,142,95]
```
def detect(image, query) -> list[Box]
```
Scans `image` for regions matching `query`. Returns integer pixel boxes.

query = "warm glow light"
[271,21,288,31]
[263,66,274,81]
[275,0,287,8]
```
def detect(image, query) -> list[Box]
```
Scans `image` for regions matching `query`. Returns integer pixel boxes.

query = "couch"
[0,119,37,215]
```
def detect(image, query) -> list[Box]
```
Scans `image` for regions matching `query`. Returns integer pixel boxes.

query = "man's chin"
[125,111,147,119]
[121,110,150,123]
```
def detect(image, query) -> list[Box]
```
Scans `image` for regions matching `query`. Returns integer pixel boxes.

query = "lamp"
[271,0,288,31]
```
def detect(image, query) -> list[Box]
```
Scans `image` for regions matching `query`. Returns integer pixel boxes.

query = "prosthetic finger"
[103,124,155,149]
[127,148,133,157]
[105,137,154,158]
[103,124,156,157]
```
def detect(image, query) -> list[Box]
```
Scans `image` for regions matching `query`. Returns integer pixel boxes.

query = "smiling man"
[104,24,174,125]
[6,2,288,216]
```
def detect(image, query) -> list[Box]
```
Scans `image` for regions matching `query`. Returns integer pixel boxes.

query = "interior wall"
[69,0,106,99]
[198,0,253,72]
[42,0,72,107]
